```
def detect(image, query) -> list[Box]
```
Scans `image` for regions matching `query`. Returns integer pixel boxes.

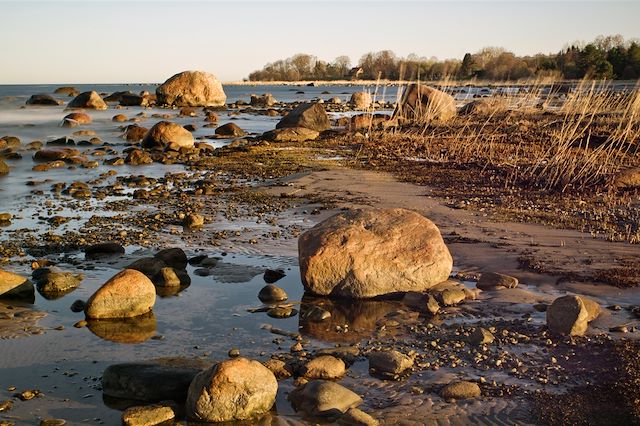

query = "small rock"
[228,348,240,358]
[302,355,346,380]
[263,268,286,283]
[469,327,495,345]
[426,294,440,315]
[338,408,379,426]
[0,400,12,412]
[18,389,39,401]
[183,213,204,228]
[477,272,518,290]
[289,380,362,417]
[368,350,413,375]
[438,289,466,306]
[263,358,292,380]
[39,420,66,426]
[154,248,188,270]
[258,284,288,303]
[440,381,481,400]
[122,404,175,426]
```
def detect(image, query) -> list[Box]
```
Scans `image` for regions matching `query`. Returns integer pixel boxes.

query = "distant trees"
[247,54,351,81]
[247,35,640,81]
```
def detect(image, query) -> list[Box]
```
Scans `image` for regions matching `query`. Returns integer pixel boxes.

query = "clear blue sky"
[1,1,639,84]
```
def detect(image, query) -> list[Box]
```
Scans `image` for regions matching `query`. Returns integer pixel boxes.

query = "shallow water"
[0,251,306,423]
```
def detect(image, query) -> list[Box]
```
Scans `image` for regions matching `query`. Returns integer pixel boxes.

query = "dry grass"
[314,78,640,243]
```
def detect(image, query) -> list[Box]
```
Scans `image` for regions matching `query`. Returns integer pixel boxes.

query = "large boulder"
[84,269,156,319]
[393,84,456,123]
[276,103,330,132]
[0,269,34,299]
[298,208,453,298]
[186,357,277,422]
[349,92,372,109]
[26,94,62,106]
[142,121,194,149]
[156,71,226,107]
[67,91,108,110]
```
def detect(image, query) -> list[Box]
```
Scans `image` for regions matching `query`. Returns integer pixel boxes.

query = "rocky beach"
[1,70,640,426]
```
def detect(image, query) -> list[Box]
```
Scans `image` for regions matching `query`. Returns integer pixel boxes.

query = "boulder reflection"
[299,293,404,343]
[87,312,157,343]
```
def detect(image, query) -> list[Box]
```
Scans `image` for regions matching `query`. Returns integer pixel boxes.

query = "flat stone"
[302,355,346,380]
[289,380,362,417]
[440,381,481,400]
[121,404,175,426]
[368,350,413,375]
[477,272,518,290]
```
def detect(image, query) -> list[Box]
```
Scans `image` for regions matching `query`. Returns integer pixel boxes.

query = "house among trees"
[348,67,364,80]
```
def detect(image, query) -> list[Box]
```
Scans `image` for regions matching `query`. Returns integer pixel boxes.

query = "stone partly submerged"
[156,70,226,107]
[276,103,330,132]
[26,94,62,106]
[141,121,194,150]
[186,357,278,423]
[393,84,456,123]
[84,269,156,319]
[298,208,453,298]
[67,91,108,110]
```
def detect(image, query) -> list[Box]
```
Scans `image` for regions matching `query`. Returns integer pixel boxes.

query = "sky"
[1,0,639,84]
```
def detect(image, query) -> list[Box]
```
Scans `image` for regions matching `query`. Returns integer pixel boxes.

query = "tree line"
[247,35,640,81]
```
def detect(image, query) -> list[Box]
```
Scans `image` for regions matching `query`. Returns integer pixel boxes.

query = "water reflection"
[87,312,157,343]
[36,285,77,300]
[155,283,190,298]
[299,294,405,343]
